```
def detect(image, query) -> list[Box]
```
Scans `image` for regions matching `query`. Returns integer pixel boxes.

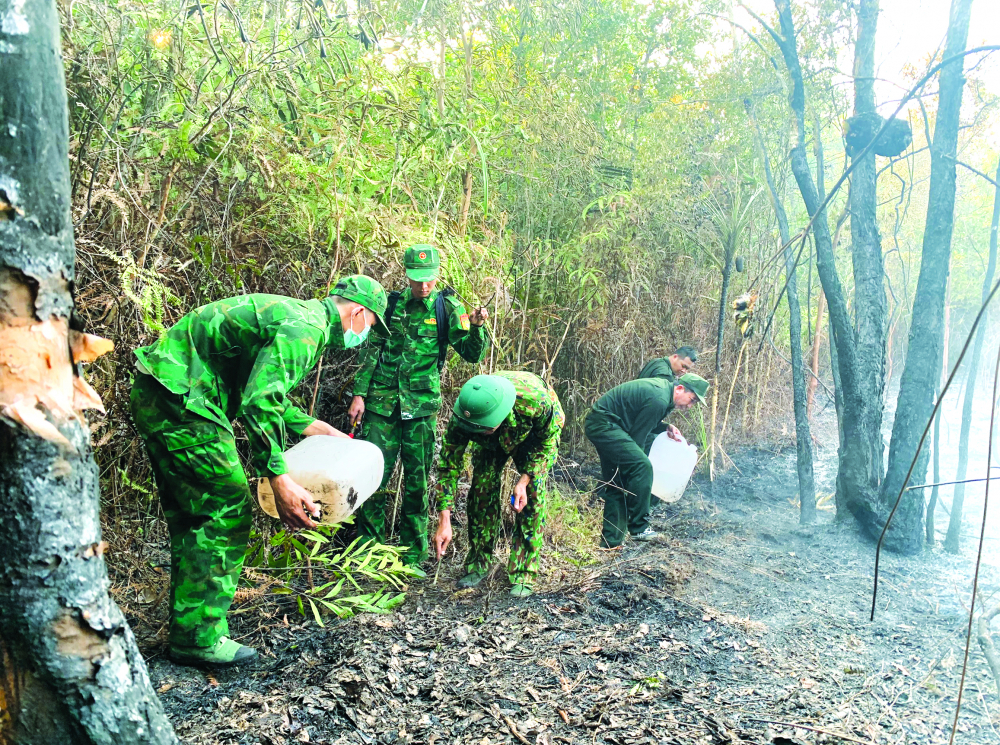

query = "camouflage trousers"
[355,408,437,565]
[465,444,557,586]
[130,373,252,648]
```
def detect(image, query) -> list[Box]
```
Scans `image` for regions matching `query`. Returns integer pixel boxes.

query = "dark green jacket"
[352,288,488,419]
[134,294,345,477]
[637,356,676,383]
[590,378,675,446]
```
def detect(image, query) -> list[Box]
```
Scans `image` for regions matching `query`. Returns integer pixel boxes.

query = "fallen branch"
[502,714,531,745]
[747,718,874,745]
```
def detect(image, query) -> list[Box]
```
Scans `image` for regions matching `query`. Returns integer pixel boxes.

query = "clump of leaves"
[245,522,416,626]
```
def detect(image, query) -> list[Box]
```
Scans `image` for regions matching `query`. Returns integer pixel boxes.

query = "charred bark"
[945,157,1000,554]
[848,0,888,522]
[882,0,974,554]
[0,1,177,743]
[767,0,882,530]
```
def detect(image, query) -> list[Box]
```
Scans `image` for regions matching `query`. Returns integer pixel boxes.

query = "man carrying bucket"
[636,345,699,454]
[433,372,564,598]
[585,374,709,548]
[130,276,389,667]
[348,245,489,575]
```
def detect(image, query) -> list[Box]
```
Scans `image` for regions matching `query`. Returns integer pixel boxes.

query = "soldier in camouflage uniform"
[130,276,388,667]
[349,245,489,573]
[434,371,564,598]
[635,345,699,454]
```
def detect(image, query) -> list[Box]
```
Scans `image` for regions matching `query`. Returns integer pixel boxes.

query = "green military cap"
[678,373,709,405]
[331,275,390,332]
[454,374,517,432]
[404,244,440,282]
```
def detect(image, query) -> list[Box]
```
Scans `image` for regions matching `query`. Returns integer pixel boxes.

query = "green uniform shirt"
[134,294,345,478]
[591,378,676,445]
[436,371,564,511]
[352,288,488,419]
[637,356,676,383]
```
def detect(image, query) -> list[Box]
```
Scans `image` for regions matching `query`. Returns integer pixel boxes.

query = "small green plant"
[545,481,601,564]
[629,672,663,696]
[245,522,415,626]
[100,247,180,335]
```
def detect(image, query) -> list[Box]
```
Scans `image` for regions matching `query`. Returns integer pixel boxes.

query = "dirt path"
[147,437,1000,745]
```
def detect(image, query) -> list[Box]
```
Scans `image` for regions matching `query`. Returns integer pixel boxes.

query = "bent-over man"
[434,371,564,598]
[636,345,698,453]
[131,276,388,667]
[585,373,708,548]
[348,245,489,573]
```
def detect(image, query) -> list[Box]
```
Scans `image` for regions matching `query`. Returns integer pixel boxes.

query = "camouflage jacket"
[134,294,345,477]
[352,288,488,419]
[637,357,676,383]
[436,371,564,511]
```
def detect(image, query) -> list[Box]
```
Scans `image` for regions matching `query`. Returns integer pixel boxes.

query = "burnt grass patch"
[146,436,1000,745]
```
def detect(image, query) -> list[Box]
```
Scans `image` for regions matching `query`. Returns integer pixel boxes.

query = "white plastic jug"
[257,436,384,525]
[649,432,698,503]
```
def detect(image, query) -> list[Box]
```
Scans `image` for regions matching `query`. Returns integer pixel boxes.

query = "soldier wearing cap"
[585,373,709,548]
[349,245,489,573]
[636,345,699,454]
[130,276,389,667]
[433,371,564,598]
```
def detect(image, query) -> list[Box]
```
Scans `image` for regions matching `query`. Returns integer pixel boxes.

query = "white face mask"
[343,308,371,348]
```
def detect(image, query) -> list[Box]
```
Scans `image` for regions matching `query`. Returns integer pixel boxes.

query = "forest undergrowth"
[140,405,1000,745]
[64,0,808,628]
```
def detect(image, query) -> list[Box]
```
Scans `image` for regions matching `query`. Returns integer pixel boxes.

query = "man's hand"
[302,419,347,437]
[435,510,453,559]
[270,474,320,529]
[469,306,489,327]
[666,424,684,443]
[348,396,366,427]
[512,474,531,513]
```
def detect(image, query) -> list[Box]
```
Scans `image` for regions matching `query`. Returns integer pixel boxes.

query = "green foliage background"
[67,0,998,551]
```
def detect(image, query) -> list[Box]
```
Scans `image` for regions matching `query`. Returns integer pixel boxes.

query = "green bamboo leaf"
[308,598,325,627]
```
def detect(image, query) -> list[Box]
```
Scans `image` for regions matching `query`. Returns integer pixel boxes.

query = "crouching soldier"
[130,277,388,667]
[348,245,489,574]
[433,372,564,598]
[585,373,708,548]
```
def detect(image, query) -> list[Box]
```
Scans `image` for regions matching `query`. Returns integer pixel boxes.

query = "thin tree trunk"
[458,15,476,237]
[807,291,825,416]
[829,313,845,458]
[945,156,1000,553]
[882,0,975,553]
[0,2,177,742]
[928,281,951,545]
[710,254,734,481]
[746,100,815,522]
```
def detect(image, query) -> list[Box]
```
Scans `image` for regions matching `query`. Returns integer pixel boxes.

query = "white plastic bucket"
[257,436,384,525]
[649,432,698,503]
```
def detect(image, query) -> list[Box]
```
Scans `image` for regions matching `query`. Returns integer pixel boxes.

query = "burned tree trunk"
[767,0,883,532]
[846,0,888,523]
[746,100,815,523]
[0,1,178,742]
[882,0,974,553]
[945,157,1000,554]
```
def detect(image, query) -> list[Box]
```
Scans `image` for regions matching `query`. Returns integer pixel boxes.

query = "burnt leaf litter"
[145,436,1000,745]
